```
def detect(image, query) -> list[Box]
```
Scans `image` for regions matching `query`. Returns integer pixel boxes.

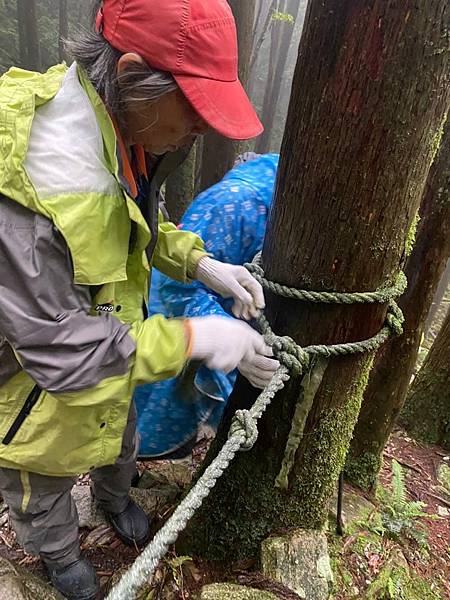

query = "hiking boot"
[46,556,99,600]
[105,498,150,547]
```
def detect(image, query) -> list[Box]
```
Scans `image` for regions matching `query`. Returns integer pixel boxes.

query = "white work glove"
[238,350,280,389]
[188,316,278,377]
[195,257,265,321]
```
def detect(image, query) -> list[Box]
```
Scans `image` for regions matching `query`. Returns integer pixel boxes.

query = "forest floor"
[0,429,449,600]
[331,430,450,600]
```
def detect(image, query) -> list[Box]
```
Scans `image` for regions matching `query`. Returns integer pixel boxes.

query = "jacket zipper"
[2,385,41,446]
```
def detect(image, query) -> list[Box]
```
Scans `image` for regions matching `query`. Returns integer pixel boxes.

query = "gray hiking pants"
[0,403,139,567]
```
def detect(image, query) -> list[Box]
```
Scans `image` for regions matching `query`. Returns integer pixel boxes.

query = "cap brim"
[175,75,263,140]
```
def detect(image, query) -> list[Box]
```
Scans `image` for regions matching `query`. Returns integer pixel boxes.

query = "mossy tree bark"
[182,0,450,565]
[199,0,256,191]
[347,116,450,491]
[402,308,450,450]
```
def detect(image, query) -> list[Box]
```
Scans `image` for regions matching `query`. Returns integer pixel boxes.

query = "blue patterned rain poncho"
[135,153,279,457]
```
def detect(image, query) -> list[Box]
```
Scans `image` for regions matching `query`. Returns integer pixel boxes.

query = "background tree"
[16,0,27,67]
[249,0,307,152]
[199,0,256,191]
[165,143,198,225]
[17,0,41,71]
[255,1,302,153]
[58,0,68,62]
[0,0,93,75]
[250,0,278,75]
[424,260,450,339]
[347,115,450,490]
[183,0,450,564]
[402,307,450,450]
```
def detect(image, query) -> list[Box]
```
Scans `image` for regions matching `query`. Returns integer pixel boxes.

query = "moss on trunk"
[348,115,450,489]
[182,359,373,562]
[402,309,450,449]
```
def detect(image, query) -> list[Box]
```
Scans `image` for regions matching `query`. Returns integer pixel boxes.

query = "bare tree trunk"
[250,0,277,71]
[256,0,300,153]
[402,308,450,450]
[16,0,27,68]
[17,0,41,71]
[254,0,265,34]
[59,0,69,63]
[256,1,283,145]
[200,0,256,191]
[182,0,450,565]
[424,259,450,339]
[347,116,450,490]
[165,143,198,225]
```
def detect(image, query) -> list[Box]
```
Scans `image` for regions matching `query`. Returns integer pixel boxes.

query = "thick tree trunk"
[347,116,450,490]
[402,308,450,449]
[255,0,300,153]
[200,0,256,191]
[165,143,197,225]
[17,0,41,71]
[59,0,69,63]
[183,0,450,565]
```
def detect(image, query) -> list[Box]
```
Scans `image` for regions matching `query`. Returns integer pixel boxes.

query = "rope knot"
[229,409,259,450]
[272,335,309,377]
[386,301,405,336]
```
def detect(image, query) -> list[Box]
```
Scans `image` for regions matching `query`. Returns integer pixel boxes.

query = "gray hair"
[65,3,178,114]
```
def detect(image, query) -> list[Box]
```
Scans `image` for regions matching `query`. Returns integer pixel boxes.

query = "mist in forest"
[0,0,307,154]
[250,0,308,152]
[0,3,449,599]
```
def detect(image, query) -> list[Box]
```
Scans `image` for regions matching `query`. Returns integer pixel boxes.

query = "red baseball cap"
[96,0,263,140]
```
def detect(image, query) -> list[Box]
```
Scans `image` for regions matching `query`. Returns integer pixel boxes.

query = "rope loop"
[229,409,259,450]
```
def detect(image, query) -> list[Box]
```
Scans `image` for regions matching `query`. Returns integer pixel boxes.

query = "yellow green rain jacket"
[0,63,207,477]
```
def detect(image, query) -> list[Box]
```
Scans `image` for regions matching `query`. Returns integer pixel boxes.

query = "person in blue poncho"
[135,153,279,458]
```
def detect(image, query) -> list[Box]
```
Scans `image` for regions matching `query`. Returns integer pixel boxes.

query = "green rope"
[245,252,408,306]
[258,301,404,364]
[106,255,406,600]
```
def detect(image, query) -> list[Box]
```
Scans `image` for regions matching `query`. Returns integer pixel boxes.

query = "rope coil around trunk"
[245,252,408,306]
[106,256,406,600]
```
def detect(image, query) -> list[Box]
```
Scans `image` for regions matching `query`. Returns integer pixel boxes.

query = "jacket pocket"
[2,385,41,446]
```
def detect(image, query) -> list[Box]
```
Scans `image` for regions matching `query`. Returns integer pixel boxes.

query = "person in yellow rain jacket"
[0,1,279,598]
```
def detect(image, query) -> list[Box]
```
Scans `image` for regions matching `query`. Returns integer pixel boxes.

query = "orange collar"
[111,117,147,198]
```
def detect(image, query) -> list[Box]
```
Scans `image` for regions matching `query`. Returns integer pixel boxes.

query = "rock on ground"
[328,486,376,529]
[0,556,63,600]
[261,529,333,600]
[437,463,450,498]
[197,583,280,600]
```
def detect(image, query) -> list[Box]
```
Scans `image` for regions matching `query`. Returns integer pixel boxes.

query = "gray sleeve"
[0,335,21,387]
[0,197,136,393]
